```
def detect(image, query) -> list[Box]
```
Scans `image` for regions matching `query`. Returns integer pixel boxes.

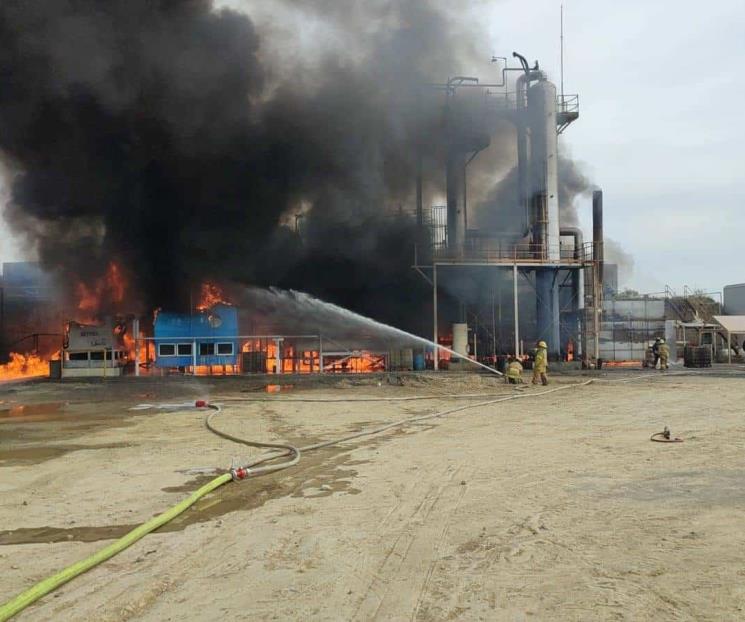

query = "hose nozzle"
[230,466,251,481]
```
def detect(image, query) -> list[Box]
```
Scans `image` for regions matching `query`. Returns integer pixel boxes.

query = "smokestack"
[592,189,604,284]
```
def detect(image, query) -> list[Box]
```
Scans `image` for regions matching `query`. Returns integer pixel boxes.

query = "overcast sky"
[483,0,745,295]
[1,0,743,296]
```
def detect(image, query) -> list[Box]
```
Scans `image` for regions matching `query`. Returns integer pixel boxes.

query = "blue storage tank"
[154,304,239,368]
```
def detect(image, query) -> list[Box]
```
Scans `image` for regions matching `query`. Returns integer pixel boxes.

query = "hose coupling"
[231,466,251,481]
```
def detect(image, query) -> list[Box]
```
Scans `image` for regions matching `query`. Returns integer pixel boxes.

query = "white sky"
[1,0,743,296]
[482,0,745,294]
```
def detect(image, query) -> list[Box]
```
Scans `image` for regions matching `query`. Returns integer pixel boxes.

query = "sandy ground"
[2,369,745,621]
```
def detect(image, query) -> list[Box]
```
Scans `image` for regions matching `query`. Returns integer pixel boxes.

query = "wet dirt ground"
[2,369,745,620]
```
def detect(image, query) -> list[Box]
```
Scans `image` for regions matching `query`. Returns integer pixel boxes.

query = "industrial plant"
[0,52,609,377]
[2,1,745,621]
[1,47,739,378]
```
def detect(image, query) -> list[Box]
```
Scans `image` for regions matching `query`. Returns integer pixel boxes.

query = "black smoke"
[1,0,494,332]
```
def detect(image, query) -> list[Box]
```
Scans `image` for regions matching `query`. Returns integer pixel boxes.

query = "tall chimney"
[592,190,604,285]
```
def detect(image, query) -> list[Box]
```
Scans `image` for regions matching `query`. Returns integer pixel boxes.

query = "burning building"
[57,320,129,378]
[153,304,239,372]
[0,2,606,375]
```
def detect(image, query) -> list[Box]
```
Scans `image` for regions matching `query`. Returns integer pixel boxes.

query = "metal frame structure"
[414,249,599,369]
[413,52,597,364]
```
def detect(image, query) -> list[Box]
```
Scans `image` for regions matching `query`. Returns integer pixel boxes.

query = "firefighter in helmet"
[658,338,670,370]
[505,356,524,384]
[532,340,549,386]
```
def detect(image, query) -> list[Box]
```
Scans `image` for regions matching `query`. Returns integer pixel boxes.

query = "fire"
[239,340,386,374]
[0,352,50,381]
[241,340,321,373]
[192,364,238,376]
[76,262,127,318]
[324,352,385,373]
[106,262,126,303]
[196,283,229,311]
[122,331,148,367]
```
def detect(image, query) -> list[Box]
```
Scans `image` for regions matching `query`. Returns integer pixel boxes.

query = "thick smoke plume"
[0,0,493,330]
[0,1,627,333]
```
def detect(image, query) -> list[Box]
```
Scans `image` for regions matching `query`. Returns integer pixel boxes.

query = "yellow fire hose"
[0,473,231,622]
[1,382,588,620]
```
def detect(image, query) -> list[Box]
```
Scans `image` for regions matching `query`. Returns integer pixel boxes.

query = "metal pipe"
[446,150,467,251]
[318,335,324,374]
[433,264,439,371]
[561,226,585,310]
[514,60,545,238]
[274,338,283,374]
[133,318,140,377]
[513,264,520,357]
[516,72,531,235]
[593,190,604,281]
[592,190,604,363]
[560,227,584,256]
[416,151,423,227]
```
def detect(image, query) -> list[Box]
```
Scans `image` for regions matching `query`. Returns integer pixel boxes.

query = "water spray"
[248,288,503,376]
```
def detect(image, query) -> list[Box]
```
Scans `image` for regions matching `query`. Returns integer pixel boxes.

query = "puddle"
[0,442,131,466]
[0,524,140,545]
[0,402,65,422]
[1,448,370,546]
[0,399,436,546]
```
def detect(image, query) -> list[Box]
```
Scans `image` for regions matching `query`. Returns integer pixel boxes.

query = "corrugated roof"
[713,315,745,334]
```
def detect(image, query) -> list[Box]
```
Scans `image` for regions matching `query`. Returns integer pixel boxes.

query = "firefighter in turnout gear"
[652,338,661,368]
[658,338,670,370]
[505,357,524,384]
[532,341,549,385]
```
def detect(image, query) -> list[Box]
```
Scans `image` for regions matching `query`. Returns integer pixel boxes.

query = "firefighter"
[658,338,670,370]
[532,340,549,385]
[505,356,523,384]
[652,338,661,369]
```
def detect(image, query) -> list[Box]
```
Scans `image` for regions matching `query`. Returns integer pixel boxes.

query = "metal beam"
[433,264,439,371]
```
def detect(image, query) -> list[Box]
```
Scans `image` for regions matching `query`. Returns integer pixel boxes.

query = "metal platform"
[557,94,579,134]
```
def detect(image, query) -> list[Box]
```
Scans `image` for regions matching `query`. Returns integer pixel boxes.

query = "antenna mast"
[560,3,565,101]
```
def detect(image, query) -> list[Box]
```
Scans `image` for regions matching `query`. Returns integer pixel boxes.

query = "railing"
[556,94,579,133]
[431,241,594,264]
[557,94,579,115]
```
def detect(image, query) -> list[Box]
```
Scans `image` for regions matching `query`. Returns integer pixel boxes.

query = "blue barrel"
[413,353,425,371]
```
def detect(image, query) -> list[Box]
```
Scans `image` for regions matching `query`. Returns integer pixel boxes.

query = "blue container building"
[153,304,239,368]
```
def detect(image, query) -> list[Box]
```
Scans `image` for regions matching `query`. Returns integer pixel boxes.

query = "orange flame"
[192,364,238,376]
[76,262,128,319]
[324,352,385,373]
[122,331,147,366]
[0,352,50,381]
[196,283,230,311]
[240,340,380,374]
